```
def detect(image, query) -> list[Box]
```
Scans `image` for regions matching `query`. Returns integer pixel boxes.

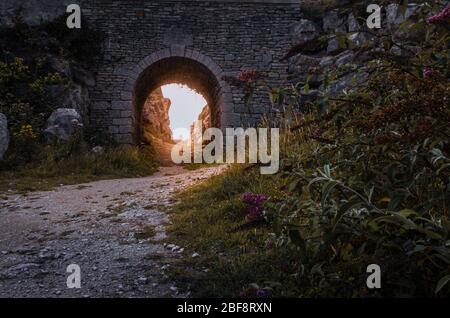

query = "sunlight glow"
[161,84,207,141]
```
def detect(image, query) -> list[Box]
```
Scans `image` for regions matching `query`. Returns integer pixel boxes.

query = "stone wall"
[1,1,417,145]
[76,0,301,143]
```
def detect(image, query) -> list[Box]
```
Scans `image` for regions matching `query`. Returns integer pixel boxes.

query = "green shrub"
[0,13,105,166]
[167,2,450,298]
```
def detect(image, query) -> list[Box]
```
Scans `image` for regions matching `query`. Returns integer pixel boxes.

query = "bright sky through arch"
[161,84,206,141]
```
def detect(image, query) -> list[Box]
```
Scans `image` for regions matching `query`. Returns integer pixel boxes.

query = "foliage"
[43,15,105,65]
[222,69,266,104]
[168,1,450,298]
[0,13,105,166]
[167,166,287,298]
[268,0,450,297]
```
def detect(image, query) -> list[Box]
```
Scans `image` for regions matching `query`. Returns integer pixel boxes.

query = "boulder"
[335,50,356,65]
[47,84,90,119]
[348,32,371,47]
[91,146,105,155]
[291,19,321,44]
[0,113,9,160]
[326,36,341,54]
[324,71,369,95]
[319,56,335,68]
[288,54,322,82]
[44,108,82,141]
[385,2,421,40]
[319,51,359,70]
[385,3,418,30]
[323,10,346,33]
[348,13,361,32]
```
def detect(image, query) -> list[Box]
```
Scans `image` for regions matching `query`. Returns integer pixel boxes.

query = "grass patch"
[135,225,157,240]
[0,146,158,193]
[166,165,290,298]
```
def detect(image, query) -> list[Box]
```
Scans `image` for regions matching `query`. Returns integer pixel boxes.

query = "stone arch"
[117,48,236,144]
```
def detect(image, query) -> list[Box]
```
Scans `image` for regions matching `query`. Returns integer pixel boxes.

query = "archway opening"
[133,56,221,164]
[162,84,208,142]
[141,84,210,163]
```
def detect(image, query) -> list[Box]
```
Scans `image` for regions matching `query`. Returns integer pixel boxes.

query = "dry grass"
[0,146,158,193]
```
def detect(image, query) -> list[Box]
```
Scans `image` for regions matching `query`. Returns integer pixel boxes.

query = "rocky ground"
[0,166,223,298]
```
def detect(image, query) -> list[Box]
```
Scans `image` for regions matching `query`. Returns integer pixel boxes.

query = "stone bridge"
[2,0,302,144]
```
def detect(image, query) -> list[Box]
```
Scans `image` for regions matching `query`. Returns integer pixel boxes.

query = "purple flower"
[256,288,271,298]
[423,67,442,79]
[239,287,271,298]
[243,193,268,206]
[242,193,268,222]
[426,6,450,24]
[246,206,263,222]
[313,128,322,139]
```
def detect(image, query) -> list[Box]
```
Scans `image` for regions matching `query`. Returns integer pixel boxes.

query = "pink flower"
[242,193,268,222]
[426,6,450,24]
[237,69,262,83]
[243,193,268,205]
[423,67,442,79]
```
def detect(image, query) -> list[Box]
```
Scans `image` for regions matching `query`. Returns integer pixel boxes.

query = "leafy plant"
[168,1,450,298]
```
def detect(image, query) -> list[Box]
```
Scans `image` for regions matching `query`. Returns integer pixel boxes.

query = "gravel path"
[0,166,222,298]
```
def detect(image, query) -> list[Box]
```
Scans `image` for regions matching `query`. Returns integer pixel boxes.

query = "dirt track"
[0,166,222,298]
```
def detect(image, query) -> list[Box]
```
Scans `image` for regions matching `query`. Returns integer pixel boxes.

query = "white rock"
[44,108,82,141]
[291,19,321,44]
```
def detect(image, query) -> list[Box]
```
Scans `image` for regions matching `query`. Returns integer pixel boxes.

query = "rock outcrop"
[190,105,211,150]
[47,56,93,121]
[291,19,322,45]
[141,88,175,165]
[287,4,422,98]
[47,84,90,120]
[44,108,82,141]
[0,113,9,160]
[197,105,211,132]
[142,88,173,143]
